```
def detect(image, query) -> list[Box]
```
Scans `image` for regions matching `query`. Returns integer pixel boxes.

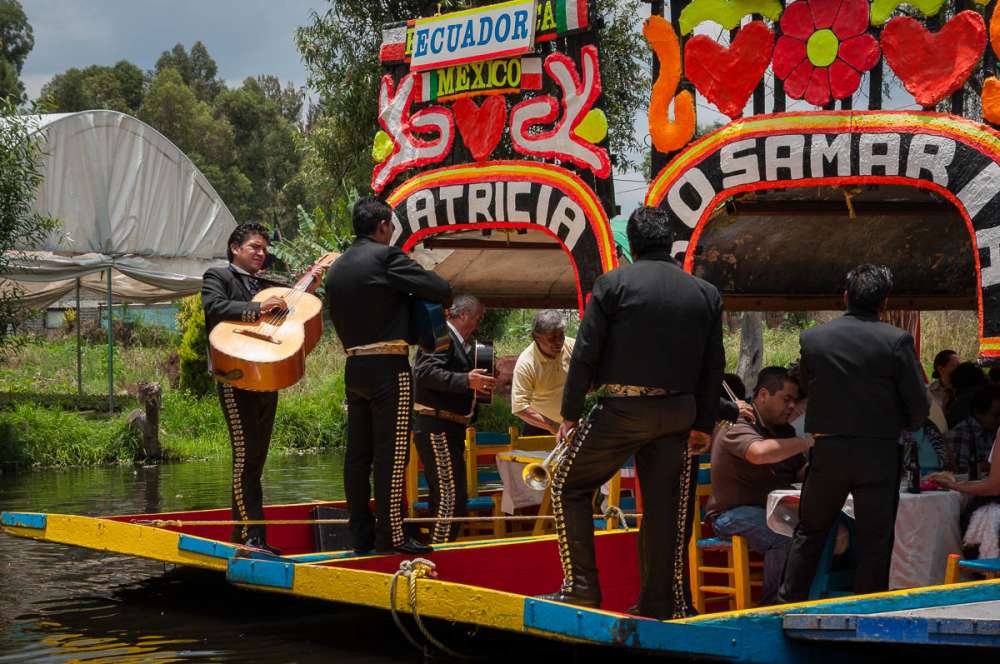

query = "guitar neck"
[293,273,321,294]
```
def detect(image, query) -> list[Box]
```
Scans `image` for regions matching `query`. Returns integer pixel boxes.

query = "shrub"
[176,295,213,396]
[0,402,140,467]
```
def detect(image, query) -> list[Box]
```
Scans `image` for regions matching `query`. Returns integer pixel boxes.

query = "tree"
[295,0,649,202]
[0,0,33,103]
[0,100,58,348]
[155,41,223,102]
[39,61,146,114]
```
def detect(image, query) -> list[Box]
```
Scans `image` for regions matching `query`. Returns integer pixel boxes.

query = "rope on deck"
[389,558,470,659]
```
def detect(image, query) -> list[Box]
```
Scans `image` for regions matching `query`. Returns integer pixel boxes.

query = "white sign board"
[410,0,537,73]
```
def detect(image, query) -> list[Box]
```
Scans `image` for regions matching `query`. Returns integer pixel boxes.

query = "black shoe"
[377,537,433,555]
[536,591,601,609]
[242,537,282,556]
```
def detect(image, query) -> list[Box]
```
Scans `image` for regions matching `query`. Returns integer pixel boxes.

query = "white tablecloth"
[766,488,962,589]
[497,450,548,514]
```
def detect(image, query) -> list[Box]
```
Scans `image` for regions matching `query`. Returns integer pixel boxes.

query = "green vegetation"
[0,310,980,468]
[176,295,213,396]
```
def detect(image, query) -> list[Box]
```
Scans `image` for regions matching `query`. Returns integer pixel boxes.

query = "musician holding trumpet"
[540,206,725,620]
[202,223,324,553]
[413,294,494,544]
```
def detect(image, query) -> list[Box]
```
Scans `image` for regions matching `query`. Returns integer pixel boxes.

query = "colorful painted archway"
[645,111,1000,356]
[386,161,616,314]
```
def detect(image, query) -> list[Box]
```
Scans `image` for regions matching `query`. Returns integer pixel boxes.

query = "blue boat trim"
[1,512,47,529]
[523,599,741,657]
[227,558,295,589]
[178,535,238,559]
[784,613,1000,647]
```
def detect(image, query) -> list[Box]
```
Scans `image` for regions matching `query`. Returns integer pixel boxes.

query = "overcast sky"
[19,0,326,99]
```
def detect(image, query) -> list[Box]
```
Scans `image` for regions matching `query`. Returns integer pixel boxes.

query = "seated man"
[705,366,814,605]
[948,384,1000,475]
[511,310,574,435]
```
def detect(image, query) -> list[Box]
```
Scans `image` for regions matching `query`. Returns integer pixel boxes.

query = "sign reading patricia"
[409,0,537,72]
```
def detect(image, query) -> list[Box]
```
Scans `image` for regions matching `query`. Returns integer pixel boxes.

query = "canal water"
[0,453,641,662]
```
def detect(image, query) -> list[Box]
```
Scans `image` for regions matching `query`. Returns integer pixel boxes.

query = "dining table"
[766,486,963,589]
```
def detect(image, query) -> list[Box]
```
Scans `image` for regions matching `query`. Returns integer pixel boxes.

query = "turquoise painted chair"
[945,553,1000,583]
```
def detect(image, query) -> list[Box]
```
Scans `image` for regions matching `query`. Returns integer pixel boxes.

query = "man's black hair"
[845,264,893,312]
[353,196,393,237]
[227,223,270,262]
[951,361,986,393]
[626,206,674,258]
[723,373,746,401]
[753,366,798,397]
[932,349,958,379]
[971,384,1000,414]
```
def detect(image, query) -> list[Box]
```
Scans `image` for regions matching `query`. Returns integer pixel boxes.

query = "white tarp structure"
[3,111,234,308]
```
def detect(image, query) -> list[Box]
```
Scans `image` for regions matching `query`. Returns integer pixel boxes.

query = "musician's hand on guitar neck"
[260,296,288,315]
[468,368,495,394]
[306,265,325,282]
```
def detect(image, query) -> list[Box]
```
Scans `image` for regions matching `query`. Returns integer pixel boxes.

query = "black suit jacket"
[800,309,930,439]
[413,327,476,416]
[202,265,285,335]
[325,236,453,349]
[561,251,725,432]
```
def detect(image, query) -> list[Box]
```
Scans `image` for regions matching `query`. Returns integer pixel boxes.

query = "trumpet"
[521,427,575,491]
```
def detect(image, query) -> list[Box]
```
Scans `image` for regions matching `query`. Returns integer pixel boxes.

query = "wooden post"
[736,312,764,390]
[129,381,162,460]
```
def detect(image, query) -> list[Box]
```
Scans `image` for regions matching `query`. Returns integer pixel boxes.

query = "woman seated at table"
[929,437,1000,560]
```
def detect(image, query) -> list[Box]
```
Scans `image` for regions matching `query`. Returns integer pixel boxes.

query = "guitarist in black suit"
[202,223,322,553]
[413,295,495,543]
[325,197,453,555]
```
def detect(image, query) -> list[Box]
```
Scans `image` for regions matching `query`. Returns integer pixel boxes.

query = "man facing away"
[325,197,453,555]
[511,310,575,435]
[202,223,322,552]
[413,294,495,543]
[543,205,725,619]
[706,366,814,604]
[778,264,929,602]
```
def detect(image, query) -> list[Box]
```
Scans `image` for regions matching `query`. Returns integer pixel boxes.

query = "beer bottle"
[905,433,921,494]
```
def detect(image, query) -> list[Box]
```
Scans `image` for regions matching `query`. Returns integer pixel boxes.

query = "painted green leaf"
[679,0,784,35]
[870,0,947,26]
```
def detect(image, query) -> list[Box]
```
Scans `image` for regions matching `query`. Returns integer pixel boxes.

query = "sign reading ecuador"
[410,0,537,72]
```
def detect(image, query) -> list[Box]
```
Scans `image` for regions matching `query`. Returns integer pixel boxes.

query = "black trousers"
[414,415,468,543]
[779,437,902,602]
[521,423,551,437]
[344,355,412,551]
[554,394,698,618]
[217,383,278,544]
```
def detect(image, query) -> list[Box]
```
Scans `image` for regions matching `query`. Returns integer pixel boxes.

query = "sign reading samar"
[410,0,537,72]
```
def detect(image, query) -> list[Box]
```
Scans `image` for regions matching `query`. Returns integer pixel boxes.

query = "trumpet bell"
[522,462,551,491]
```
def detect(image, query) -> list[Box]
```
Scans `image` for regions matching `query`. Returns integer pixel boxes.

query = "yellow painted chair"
[688,464,762,613]
[404,432,503,540]
[944,553,1000,583]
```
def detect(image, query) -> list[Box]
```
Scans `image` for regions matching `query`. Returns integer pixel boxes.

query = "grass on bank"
[0,311,981,468]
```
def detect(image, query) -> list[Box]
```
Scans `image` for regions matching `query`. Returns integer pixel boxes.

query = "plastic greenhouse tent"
[1,110,235,407]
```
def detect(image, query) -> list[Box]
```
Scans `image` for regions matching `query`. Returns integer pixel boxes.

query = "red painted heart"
[882,11,987,108]
[452,96,507,162]
[684,21,774,120]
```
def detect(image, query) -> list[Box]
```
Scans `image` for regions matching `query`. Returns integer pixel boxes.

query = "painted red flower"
[772,0,881,107]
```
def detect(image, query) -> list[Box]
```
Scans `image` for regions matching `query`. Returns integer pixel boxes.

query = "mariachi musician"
[202,222,323,553]
[413,294,495,543]
[325,197,453,555]
[543,206,724,619]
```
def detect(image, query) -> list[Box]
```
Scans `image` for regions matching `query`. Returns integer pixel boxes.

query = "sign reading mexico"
[409,0,537,72]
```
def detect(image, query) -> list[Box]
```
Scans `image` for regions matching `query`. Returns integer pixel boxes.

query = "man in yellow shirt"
[511,310,575,435]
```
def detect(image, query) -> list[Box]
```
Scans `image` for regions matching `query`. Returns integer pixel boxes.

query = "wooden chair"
[462,428,511,537]
[404,432,503,540]
[688,464,762,613]
[944,553,1000,583]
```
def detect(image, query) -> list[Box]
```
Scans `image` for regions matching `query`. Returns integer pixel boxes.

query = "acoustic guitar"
[209,252,340,392]
[411,299,450,353]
